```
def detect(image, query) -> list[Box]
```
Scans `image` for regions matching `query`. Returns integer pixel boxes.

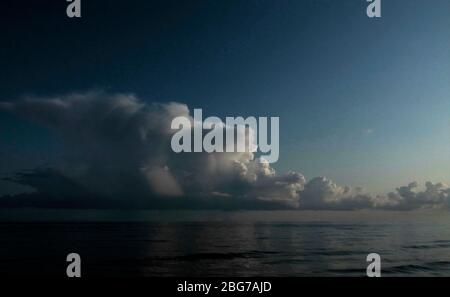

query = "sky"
[0,0,449,210]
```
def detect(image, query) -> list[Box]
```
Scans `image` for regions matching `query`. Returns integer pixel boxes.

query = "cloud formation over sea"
[1,92,449,211]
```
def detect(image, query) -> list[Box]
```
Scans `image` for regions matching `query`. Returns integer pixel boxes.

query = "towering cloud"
[0,92,304,209]
[1,92,449,210]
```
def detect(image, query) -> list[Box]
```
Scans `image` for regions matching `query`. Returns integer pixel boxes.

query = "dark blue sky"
[1,0,449,194]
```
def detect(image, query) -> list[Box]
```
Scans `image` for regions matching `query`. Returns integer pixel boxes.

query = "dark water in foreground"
[1,211,450,276]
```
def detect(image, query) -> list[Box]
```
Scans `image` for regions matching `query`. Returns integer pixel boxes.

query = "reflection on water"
[1,211,450,276]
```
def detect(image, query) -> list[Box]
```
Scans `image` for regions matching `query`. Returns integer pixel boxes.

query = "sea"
[0,210,450,277]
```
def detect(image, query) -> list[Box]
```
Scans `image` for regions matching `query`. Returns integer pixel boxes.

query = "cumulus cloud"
[375,181,450,210]
[1,91,449,211]
[0,91,303,209]
[299,177,374,210]
[299,178,450,211]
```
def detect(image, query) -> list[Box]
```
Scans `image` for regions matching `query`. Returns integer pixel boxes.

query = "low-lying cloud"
[1,92,449,211]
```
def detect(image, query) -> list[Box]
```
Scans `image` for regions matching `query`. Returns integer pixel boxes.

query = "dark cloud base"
[1,168,292,210]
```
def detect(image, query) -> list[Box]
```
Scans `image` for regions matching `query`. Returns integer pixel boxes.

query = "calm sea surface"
[1,210,450,276]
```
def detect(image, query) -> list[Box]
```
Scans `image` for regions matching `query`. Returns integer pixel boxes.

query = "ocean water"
[1,210,450,277]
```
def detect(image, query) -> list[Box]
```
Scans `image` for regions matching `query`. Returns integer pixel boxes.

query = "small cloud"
[363,128,374,135]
